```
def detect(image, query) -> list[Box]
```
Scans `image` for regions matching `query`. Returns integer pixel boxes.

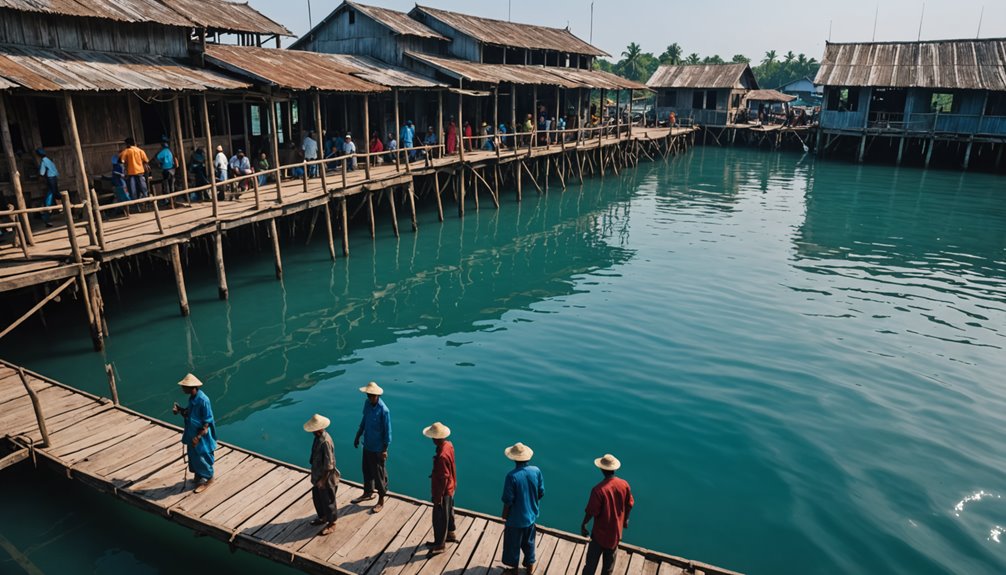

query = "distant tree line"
[595,42,820,89]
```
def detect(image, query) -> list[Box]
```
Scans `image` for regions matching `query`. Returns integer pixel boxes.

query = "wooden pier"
[0,359,740,575]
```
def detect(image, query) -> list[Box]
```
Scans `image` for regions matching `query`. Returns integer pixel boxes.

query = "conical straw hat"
[422,422,451,439]
[177,373,203,387]
[303,414,331,433]
[594,453,621,471]
[359,381,384,395]
[504,442,533,462]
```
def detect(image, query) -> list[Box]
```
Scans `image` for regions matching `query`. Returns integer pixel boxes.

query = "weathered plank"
[301,489,403,561]
[172,456,277,517]
[439,516,489,575]
[656,562,686,575]
[74,424,179,477]
[547,539,577,575]
[415,515,474,575]
[339,499,424,572]
[626,551,648,575]
[204,465,303,528]
[465,521,505,574]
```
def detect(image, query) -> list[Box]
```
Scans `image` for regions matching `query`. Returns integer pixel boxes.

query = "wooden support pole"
[86,270,105,343]
[61,191,101,351]
[366,192,376,239]
[897,136,906,165]
[172,96,189,192]
[472,168,479,211]
[363,94,371,179]
[925,137,935,168]
[554,85,560,146]
[511,83,518,150]
[575,88,583,146]
[269,218,283,280]
[388,188,400,237]
[963,138,973,170]
[857,134,867,162]
[170,243,189,316]
[64,93,99,248]
[532,85,538,150]
[434,170,444,221]
[340,197,350,256]
[17,368,49,448]
[1,93,33,244]
[458,168,466,217]
[214,231,228,300]
[407,181,418,231]
[457,86,465,163]
[516,161,522,202]
[202,96,219,218]
[269,96,281,197]
[324,201,336,260]
[494,87,500,145]
[394,88,401,164]
[104,364,119,405]
[437,90,445,159]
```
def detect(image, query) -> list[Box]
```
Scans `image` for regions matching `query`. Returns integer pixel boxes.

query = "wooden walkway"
[0,360,739,575]
[0,127,688,293]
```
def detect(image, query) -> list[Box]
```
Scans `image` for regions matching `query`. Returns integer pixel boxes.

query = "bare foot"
[193,479,213,494]
[372,503,384,514]
[319,523,336,536]
[352,494,376,504]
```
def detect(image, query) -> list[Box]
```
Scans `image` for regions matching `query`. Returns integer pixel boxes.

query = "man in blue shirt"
[501,442,545,575]
[353,381,391,513]
[154,139,176,197]
[401,120,415,161]
[36,148,58,227]
[172,373,217,494]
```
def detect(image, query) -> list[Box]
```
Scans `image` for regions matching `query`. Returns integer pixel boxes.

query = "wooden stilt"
[388,188,400,237]
[203,96,219,218]
[64,93,99,248]
[363,94,371,179]
[341,197,350,256]
[925,137,935,168]
[214,231,228,300]
[323,201,336,260]
[269,219,283,280]
[269,96,281,197]
[437,90,444,159]
[963,138,973,170]
[545,156,550,192]
[434,170,444,221]
[472,168,480,211]
[86,272,106,344]
[170,243,189,316]
[0,93,32,244]
[458,168,466,217]
[172,96,188,194]
[516,161,523,201]
[366,192,376,239]
[897,136,906,165]
[61,191,102,351]
[510,82,517,151]
[857,134,867,162]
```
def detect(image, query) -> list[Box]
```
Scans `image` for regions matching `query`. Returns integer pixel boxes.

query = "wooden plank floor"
[0,352,737,575]
[0,128,688,292]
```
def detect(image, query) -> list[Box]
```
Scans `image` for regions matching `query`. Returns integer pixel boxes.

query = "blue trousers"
[42,177,58,222]
[502,524,536,567]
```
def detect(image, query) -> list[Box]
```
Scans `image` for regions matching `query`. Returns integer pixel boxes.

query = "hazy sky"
[255,0,1006,61]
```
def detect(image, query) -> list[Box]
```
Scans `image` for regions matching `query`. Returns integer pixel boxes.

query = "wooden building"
[0,0,291,237]
[646,63,758,127]
[778,77,822,105]
[815,38,1006,169]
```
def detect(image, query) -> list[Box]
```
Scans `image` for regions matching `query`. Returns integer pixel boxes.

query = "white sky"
[254,0,1006,61]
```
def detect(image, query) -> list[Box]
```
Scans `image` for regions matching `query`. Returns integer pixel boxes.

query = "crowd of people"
[174,375,634,575]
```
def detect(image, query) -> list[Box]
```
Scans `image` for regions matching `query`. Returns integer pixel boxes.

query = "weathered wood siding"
[0,9,190,58]
[409,12,482,62]
[293,9,443,66]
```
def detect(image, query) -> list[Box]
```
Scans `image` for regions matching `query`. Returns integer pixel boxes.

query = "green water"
[2,148,1005,575]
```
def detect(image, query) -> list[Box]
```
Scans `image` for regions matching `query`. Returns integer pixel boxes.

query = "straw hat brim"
[594,455,621,471]
[422,423,450,439]
[359,382,384,395]
[303,414,331,433]
[504,444,533,461]
[177,373,203,387]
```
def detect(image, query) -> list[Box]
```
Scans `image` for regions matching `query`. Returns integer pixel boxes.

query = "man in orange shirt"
[423,422,457,557]
[580,454,634,575]
[119,137,150,200]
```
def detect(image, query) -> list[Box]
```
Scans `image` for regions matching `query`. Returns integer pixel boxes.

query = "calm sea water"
[2,148,1005,575]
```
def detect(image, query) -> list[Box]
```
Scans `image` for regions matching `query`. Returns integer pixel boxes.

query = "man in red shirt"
[424,421,457,556]
[580,454,633,575]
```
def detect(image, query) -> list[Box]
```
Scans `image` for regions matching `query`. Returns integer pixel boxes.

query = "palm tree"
[762,50,778,66]
[660,43,683,65]
[621,42,645,81]
[796,53,808,67]
[685,53,701,65]
[731,54,751,64]
[784,51,796,63]
[702,55,725,65]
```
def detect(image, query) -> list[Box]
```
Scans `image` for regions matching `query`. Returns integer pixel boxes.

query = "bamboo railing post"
[363,94,371,180]
[0,93,32,244]
[172,95,188,196]
[301,160,309,195]
[64,93,98,247]
[151,196,164,233]
[269,96,281,199]
[341,158,347,189]
[252,172,261,210]
[18,368,49,447]
[437,90,445,160]
[170,243,189,316]
[202,96,219,218]
[61,191,102,351]
[104,363,120,405]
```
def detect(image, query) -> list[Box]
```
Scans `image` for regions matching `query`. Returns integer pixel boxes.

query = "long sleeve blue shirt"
[357,398,391,452]
[181,390,217,450]
[502,463,545,528]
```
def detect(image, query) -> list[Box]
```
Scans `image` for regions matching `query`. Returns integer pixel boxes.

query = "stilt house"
[646,63,758,126]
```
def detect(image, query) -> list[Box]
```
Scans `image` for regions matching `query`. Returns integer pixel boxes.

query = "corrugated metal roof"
[0,44,249,91]
[646,63,756,89]
[325,54,444,88]
[814,39,1006,90]
[205,44,388,93]
[411,4,608,57]
[346,1,447,40]
[406,52,646,90]
[0,0,291,36]
[745,89,797,102]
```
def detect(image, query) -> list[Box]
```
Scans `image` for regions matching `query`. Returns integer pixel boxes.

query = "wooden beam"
[0,93,32,244]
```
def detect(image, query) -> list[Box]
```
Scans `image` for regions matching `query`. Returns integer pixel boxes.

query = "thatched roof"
[745,89,797,103]
[410,4,608,57]
[646,63,758,90]
[814,38,1006,90]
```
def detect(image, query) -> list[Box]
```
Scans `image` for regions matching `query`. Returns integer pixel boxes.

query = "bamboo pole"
[269,96,281,199]
[0,93,32,244]
[214,231,228,300]
[314,92,329,198]
[269,218,283,280]
[64,93,99,248]
[437,90,444,160]
[170,243,189,316]
[388,188,400,237]
[341,197,350,256]
[202,96,219,218]
[394,88,401,167]
[363,94,371,179]
[61,191,101,351]
[434,170,444,221]
[511,83,517,152]
[366,192,375,239]
[18,368,49,447]
[457,85,465,163]
[105,364,119,405]
[407,181,418,232]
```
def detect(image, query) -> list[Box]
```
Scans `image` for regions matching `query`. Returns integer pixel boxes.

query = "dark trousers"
[162,168,175,196]
[312,479,338,524]
[361,449,388,496]
[432,494,456,545]
[581,539,617,575]
[42,177,58,223]
[501,524,536,567]
[126,174,148,200]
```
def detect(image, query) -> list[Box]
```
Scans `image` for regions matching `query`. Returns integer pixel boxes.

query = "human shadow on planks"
[242,502,373,546]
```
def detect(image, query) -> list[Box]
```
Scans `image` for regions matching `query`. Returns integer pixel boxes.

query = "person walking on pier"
[304,414,340,535]
[155,139,176,198]
[401,121,416,161]
[35,148,58,228]
[343,134,357,171]
[119,138,150,201]
[500,442,544,575]
[580,454,633,575]
[172,374,217,494]
[423,422,457,557]
[446,118,458,155]
[303,130,320,177]
[353,381,391,513]
[213,145,228,188]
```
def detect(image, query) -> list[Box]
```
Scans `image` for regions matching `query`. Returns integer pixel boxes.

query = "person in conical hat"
[353,381,391,513]
[580,454,634,575]
[171,374,217,493]
[304,414,340,535]
[500,442,545,575]
[423,422,457,556]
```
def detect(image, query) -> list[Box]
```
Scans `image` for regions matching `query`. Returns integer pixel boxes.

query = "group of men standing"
[173,375,633,575]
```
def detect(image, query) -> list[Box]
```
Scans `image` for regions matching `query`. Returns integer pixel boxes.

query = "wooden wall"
[294,9,445,66]
[409,14,482,63]
[0,9,190,57]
